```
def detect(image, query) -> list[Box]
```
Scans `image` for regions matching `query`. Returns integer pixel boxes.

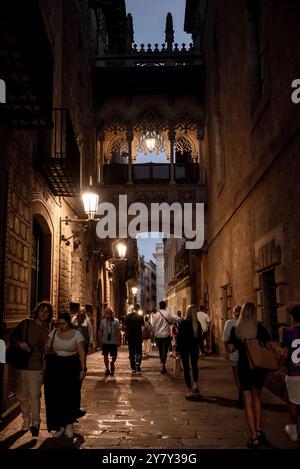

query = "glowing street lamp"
[82,192,99,219]
[116,242,127,259]
[145,136,156,152]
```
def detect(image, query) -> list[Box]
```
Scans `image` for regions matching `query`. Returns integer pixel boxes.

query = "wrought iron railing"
[36,108,80,196]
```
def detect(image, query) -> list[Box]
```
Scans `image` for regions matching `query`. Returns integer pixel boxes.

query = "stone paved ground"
[0,347,299,450]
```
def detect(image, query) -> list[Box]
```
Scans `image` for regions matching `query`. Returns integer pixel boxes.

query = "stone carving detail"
[103,111,127,134]
[108,136,129,157]
[175,112,198,132]
[133,107,168,132]
[176,135,194,155]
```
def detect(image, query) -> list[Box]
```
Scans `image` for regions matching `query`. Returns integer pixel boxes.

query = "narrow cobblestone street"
[0,348,298,450]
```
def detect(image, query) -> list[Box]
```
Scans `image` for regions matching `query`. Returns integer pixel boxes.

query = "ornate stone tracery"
[133,106,168,133]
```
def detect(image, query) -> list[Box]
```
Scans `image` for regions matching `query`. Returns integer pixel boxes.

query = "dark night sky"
[125,0,191,47]
[125,1,189,261]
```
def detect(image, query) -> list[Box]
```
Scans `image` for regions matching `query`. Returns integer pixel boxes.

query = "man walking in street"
[9,301,53,436]
[152,301,181,374]
[99,307,121,376]
[125,304,144,374]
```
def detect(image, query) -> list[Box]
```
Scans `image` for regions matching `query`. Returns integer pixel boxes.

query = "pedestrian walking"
[222,305,243,407]
[99,307,121,376]
[44,312,86,438]
[196,305,211,354]
[228,302,271,448]
[125,304,144,373]
[8,301,53,436]
[152,301,181,374]
[176,304,204,398]
[72,305,95,354]
[281,304,300,442]
[142,316,153,357]
[72,305,95,417]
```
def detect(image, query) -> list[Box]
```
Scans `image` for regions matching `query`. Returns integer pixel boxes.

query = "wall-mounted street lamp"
[131,286,138,305]
[60,190,99,245]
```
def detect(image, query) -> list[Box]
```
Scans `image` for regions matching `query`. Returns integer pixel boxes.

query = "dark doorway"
[261,269,278,340]
[30,216,51,313]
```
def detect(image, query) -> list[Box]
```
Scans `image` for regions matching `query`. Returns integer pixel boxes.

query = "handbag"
[45,329,57,361]
[173,355,182,377]
[244,338,278,371]
[6,320,32,369]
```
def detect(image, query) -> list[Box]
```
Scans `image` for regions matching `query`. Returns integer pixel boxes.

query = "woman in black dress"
[44,312,86,438]
[176,304,204,397]
[228,302,271,448]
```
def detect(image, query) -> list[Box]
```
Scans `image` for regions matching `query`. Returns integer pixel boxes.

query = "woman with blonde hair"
[176,304,204,397]
[228,302,271,448]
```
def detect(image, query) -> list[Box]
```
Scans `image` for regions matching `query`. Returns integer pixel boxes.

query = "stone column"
[127,129,133,184]
[98,131,105,184]
[168,128,175,184]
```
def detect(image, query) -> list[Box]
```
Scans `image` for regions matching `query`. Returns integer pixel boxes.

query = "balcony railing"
[36,109,80,196]
[103,163,200,185]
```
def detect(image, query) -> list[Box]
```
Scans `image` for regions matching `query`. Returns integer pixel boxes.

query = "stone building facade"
[153,243,165,308]
[164,237,203,315]
[144,260,157,314]
[185,0,300,363]
[0,0,137,421]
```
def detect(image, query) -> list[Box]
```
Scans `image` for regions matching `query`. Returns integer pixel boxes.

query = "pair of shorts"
[102,343,118,357]
[285,375,300,405]
[237,365,266,391]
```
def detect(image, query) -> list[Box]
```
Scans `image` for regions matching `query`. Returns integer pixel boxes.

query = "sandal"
[256,430,266,444]
[246,438,260,449]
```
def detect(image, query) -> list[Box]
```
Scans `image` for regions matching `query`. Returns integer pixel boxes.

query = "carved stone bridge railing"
[96,43,202,68]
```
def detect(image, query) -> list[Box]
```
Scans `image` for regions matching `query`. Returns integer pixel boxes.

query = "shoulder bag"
[6,320,33,369]
[244,338,278,371]
[45,329,58,362]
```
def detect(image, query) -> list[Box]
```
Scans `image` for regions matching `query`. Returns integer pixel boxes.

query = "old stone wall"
[200,0,300,353]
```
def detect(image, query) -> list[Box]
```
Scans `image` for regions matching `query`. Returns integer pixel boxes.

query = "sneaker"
[160,366,167,374]
[105,368,111,376]
[30,425,40,437]
[53,427,65,438]
[285,424,298,442]
[131,369,137,374]
[21,421,30,432]
[65,424,74,438]
[136,364,141,373]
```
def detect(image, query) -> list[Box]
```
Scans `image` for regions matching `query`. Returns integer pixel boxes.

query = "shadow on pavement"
[0,430,27,449]
[188,395,287,413]
[14,439,38,449]
[37,433,84,449]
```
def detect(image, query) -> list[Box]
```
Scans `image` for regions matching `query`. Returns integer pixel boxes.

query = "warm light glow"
[132,286,138,295]
[145,137,156,152]
[116,242,127,259]
[82,192,99,219]
[138,309,143,316]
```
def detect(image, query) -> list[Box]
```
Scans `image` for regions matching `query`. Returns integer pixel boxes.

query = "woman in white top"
[44,312,86,438]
